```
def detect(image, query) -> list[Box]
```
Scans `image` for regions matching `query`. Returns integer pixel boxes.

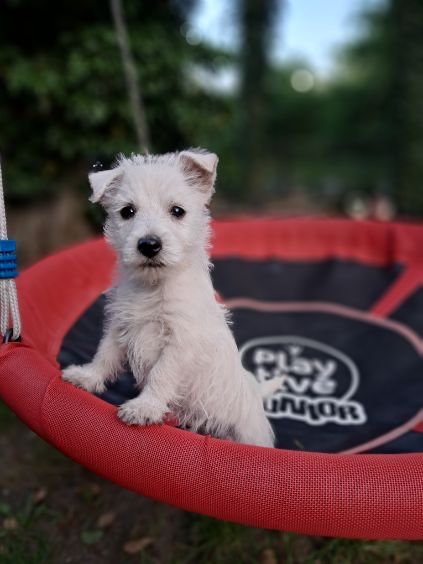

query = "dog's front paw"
[118,396,167,426]
[62,364,106,394]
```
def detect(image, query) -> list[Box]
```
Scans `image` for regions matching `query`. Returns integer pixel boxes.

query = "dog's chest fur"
[109,283,169,374]
[108,267,220,380]
[110,274,202,374]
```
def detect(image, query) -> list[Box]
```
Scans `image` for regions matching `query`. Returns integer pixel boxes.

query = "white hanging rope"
[0,157,21,341]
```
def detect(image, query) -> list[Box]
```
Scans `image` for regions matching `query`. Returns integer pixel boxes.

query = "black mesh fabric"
[59,259,423,455]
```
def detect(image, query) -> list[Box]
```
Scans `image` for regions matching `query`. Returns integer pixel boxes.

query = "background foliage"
[0,0,422,213]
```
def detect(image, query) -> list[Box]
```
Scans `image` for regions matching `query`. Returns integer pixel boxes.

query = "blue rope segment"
[0,240,18,279]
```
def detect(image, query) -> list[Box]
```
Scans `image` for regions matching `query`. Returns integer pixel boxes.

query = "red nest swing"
[0,218,422,540]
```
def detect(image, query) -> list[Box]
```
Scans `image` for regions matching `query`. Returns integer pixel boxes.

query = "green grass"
[0,402,17,432]
[0,533,50,564]
[0,495,53,564]
[169,515,423,564]
[0,499,422,564]
[175,516,293,564]
[300,537,423,564]
[179,515,266,563]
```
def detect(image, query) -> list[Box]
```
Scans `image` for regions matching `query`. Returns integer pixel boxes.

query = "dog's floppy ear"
[88,168,123,204]
[179,149,218,197]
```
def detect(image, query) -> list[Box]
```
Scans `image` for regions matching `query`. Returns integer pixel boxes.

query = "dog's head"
[89,149,218,283]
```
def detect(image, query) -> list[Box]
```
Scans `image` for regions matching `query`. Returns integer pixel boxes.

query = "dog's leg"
[118,345,180,425]
[62,325,124,393]
[232,413,275,448]
[227,370,276,448]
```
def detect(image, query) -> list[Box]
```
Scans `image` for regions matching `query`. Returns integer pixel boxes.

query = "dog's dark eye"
[170,206,185,219]
[120,205,136,220]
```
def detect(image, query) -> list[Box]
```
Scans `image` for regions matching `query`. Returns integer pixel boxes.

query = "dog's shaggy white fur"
[63,149,279,447]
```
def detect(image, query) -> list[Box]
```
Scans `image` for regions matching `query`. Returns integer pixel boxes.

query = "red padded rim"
[0,218,422,539]
[212,216,423,265]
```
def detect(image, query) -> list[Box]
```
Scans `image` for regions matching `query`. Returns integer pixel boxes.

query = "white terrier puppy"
[63,149,279,447]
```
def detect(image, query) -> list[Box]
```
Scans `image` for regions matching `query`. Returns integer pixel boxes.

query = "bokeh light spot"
[290,69,315,93]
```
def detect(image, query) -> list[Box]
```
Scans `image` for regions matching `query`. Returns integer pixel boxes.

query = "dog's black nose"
[137,236,162,258]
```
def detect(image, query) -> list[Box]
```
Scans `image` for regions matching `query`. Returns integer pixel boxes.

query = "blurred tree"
[323,0,423,215]
[0,0,226,203]
[110,0,150,153]
[237,0,281,201]
[320,5,396,198]
[264,63,323,192]
[390,0,423,215]
[3,0,422,218]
